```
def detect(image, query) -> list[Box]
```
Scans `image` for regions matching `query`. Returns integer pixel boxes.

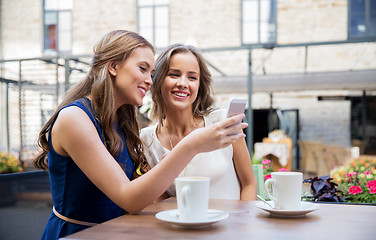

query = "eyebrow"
[140,61,151,68]
[168,68,199,75]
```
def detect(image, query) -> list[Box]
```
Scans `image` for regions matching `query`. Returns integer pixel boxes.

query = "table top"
[62,198,376,240]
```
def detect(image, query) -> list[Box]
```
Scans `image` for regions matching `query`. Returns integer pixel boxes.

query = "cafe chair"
[324,145,351,169]
[298,140,328,177]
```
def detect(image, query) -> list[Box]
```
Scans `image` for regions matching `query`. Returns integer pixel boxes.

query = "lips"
[138,87,147,97]
[172,91,189,99]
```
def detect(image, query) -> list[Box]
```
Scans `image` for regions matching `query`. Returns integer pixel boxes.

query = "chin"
[135,99,144,106]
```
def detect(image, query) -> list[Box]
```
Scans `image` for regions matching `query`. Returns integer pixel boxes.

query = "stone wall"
[170,0,241,48]
[1,0,42,58]
[73,0,137,54]
[278,0,348,43]
[0,0,374,152]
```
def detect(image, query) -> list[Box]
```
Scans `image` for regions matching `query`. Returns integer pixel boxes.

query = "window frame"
[348,0,376,39]
[241,0,277,45]
[42,0,72,54]
[137,0,170,49]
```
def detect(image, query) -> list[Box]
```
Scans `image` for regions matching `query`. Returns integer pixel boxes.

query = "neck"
[162,107,204,139]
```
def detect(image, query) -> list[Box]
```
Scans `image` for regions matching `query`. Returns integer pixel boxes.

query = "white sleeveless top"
[140,109,241,200]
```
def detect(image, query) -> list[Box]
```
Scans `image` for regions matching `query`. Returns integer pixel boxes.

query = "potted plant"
[303,175,345,202]
[0,151,24,174]
[330,156,376,204]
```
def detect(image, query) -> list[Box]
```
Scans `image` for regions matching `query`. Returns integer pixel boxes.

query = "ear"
[107,61,117,76]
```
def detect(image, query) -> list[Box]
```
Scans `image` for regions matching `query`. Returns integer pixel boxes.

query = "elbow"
[126,208,142,215]
[122,203,147,215]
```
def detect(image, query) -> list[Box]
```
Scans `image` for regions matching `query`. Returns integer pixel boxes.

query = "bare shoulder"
[54,106,94,130]
[58,105,90,121]
[51,106,98,155]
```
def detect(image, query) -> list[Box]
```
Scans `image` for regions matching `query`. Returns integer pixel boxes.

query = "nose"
[145,75,153,86]
[176,76,188,88]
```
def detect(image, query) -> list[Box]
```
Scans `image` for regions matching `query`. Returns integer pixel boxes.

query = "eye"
[189,76,198,81]
[169,73,179,78]
[139,66,147,72]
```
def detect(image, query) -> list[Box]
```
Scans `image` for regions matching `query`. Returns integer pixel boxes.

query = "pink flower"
[263,166,267,170]
[364,171,371,175]
[264,174,271,181]
[279,168,289,172]
[370,187,376,195]
[262,159,271,165]
[366,180,376,189]
[348,186,362,195]
[351,172,358,176]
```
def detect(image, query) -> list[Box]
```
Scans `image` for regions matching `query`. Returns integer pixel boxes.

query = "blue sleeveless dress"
[41,98,134,239]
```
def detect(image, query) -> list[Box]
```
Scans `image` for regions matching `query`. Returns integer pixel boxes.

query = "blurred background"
[0,1,376,239]
[0,0,375,174]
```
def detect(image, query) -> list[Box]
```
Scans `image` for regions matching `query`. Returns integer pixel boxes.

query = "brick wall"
[0,0,374,152]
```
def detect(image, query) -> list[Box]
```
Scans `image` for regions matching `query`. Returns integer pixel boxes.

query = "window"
[350,95,376,154]
[43,0,72,53]
[348,0,376,38]
[138,0,169,48]
[242,0,276,45]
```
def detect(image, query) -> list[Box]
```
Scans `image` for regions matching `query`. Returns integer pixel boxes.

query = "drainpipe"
[247,49,253,154]
[362,90,367,141]
[0,0,2,60]
[0,0,5,151]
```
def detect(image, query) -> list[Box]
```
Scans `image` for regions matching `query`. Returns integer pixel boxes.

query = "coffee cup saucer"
[155,209,229,228]
[256,201,319,218]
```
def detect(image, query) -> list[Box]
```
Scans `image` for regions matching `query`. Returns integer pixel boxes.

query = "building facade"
[0,0,375,167]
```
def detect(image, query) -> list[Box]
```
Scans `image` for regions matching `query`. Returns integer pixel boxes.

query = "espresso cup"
[175,176,210,221]
[264,172,303,210]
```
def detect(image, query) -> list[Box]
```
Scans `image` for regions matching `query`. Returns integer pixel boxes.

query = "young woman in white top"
[140,44,257,200]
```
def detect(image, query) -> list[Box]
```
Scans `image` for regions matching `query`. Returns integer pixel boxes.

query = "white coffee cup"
[264,172,303,210]
[175,176,210,221]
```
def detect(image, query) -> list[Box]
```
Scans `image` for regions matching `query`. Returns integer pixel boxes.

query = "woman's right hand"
[180,113,248,154]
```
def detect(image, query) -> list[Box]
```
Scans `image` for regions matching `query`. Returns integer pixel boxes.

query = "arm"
[141,135,172,201]
[52,106,247,214]
[232,137,257,200]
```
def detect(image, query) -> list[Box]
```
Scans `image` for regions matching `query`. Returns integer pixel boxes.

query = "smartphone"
[227,98,246,118]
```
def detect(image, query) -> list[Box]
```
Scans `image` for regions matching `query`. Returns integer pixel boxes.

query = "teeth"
[174,92,188,97]
[139,88,146,95]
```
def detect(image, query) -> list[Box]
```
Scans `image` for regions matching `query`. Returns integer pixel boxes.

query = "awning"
[212,69,376,93]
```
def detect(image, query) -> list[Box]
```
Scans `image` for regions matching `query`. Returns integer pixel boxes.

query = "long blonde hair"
[33,30,153,179]
[151,44,214,124]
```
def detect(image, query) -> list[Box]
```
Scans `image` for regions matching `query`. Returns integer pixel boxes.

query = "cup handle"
[181,186,191,214]
[264,178,277,205]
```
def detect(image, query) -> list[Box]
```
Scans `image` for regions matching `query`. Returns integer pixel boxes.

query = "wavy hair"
[150,44,214,124]
[33,30,153,179]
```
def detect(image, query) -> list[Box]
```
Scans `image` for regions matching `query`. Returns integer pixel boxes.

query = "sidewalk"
[0,201,52,240]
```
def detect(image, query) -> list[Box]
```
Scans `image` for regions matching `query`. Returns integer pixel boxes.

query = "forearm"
[117,137,199,213]
[240,182,257,201]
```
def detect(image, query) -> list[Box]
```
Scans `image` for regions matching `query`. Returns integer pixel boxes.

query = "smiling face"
[110,46,155,108]
[161,52,200,112]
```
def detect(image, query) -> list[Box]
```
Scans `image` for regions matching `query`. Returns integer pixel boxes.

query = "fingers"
[226,122,248,134]
[214,113,244,128]
[225,132,246,145]
[226,114,245,126]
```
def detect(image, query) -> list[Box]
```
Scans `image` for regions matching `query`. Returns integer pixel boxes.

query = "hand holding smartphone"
[227,98,246,136]
[227,98,246,118]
